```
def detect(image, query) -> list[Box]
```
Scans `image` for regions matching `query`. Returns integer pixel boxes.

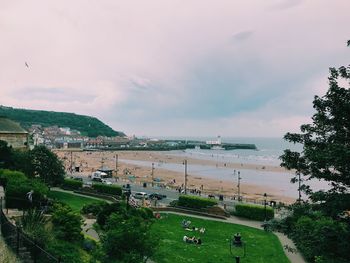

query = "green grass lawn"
[48,190,103,212]
[151,213,290,263]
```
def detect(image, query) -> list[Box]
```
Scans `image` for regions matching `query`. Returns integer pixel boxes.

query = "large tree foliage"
[280,62,350,216]
[30,145,65,186]
[0,106,124,137]
[0,140,13,168]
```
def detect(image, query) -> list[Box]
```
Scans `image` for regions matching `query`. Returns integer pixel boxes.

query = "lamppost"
[183,160,188,194]
[151,162,155,187]
[230,233,246,263]
[264,193,267,222]
[125,190,131,210]
[237,171,241,201]
[115,154,118,177]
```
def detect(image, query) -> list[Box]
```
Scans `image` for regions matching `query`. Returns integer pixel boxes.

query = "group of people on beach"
[176,185,202,195]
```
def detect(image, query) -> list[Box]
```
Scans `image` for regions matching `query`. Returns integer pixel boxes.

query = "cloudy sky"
[0,0,349,137]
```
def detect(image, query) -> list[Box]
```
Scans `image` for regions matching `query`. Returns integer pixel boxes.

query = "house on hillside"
[0,117,28,149]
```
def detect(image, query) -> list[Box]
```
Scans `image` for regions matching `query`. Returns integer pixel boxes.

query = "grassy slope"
[151,213,290,263]
[48,190,103,212]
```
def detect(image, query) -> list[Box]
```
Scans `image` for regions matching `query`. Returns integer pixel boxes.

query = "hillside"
[0,106,125,137]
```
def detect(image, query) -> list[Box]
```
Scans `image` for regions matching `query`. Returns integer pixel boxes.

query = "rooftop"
[0,117,28,134]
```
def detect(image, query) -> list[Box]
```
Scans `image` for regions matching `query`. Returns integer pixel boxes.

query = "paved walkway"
[161,211,306,263]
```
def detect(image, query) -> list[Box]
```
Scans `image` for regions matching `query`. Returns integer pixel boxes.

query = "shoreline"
[55,150,296,204]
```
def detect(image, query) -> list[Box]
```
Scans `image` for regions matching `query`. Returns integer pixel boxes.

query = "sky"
[0,0,349,138]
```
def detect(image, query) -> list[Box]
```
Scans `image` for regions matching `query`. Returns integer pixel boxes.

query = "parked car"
[72,177,83,182]
[102,179,112,185]
[92,177,103,183]
[133,192,148,199]
[83,181,93,188]
[122,184,131,191]
[149,193,167,200]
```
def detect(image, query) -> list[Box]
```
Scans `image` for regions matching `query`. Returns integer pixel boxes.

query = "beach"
[55,150,296,204]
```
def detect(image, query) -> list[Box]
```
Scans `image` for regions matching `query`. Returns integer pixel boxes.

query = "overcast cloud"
[0,0,349,137]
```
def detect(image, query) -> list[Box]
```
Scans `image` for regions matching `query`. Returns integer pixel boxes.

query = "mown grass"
[48,190,103,212]
[151,213,290,263]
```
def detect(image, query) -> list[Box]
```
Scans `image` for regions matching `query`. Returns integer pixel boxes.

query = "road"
[69,174,241,208]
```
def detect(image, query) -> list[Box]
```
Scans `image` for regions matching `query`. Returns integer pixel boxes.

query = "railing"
[0,197,62,263]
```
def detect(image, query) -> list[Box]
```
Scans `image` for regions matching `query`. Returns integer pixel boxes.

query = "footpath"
[161,211,306,263]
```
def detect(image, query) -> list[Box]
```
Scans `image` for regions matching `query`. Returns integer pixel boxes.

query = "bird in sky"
[25,62,29,68]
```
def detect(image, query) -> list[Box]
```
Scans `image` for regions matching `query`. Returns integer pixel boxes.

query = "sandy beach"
[55,150,295,204]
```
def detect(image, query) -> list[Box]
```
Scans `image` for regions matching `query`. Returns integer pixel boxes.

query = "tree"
[51,203,83,242]
[0,140,13,168]
[101,213,158,263]
[280,55,350,217]
[30,145,65,186]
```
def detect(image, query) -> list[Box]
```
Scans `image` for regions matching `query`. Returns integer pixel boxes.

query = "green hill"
[0,106,124,137]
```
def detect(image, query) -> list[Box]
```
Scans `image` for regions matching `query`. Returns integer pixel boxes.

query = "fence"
[0,197,62,263]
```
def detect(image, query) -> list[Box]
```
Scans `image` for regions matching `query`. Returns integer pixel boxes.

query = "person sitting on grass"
[194,238,202,245]
[181,219,191,228]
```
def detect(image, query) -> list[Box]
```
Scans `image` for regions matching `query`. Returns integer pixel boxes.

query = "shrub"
[178,195,217,209]
[168,200,178,207]
[0,169,27,187]
[234,203,274,221]
[17,209,51,246]
[51,203,83,242]
[92,183,122,196]
[292,215,350,262]
[96,202,127,227]
[62,178,83,190]
[45,240,90,263]
[3,170,48,209]
[81,201,108,216]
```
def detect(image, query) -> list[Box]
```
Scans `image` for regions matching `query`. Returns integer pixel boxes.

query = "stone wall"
[0,133,28,149]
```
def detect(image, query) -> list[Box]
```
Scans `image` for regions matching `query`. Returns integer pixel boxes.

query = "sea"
[120,137,329,199]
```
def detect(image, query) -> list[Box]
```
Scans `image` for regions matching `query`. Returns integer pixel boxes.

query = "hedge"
[92,183,122,196]
[234,203,274,221]
[0,169,27,187]
[1,170,49,209]
[62,179,83,190]
[178,195,217,209]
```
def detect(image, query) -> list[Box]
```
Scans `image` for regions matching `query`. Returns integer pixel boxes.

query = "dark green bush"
[234,203,274,221]
[45,240,90,263]
[92,183,122,196]
[178,195,217,209]
[62,178,83,190]
[51,203,83,242]
[81,201,108,216]
[2,170,48,209]
[168,200,178,207]
[291,215,350,263]
[96,202,127,228]
[0,169,27,186]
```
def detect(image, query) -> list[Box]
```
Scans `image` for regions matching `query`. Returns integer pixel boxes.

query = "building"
[0,117,28,149]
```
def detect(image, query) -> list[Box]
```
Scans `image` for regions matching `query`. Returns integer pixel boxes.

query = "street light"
[183,160,188,194]
[230,233,246,263]
[124,190,131,210]
[264,193,267,222]
[237,171,241,201]
[151,162,155,187]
